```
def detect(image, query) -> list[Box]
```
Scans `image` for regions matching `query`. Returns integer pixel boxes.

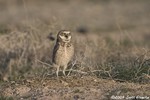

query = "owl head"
[57,30,72,43]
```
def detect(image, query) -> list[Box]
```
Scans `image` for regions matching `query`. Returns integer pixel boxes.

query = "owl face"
[57,30,72,43]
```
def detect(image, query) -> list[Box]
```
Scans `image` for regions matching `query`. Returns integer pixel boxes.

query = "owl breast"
[54,44,74,66]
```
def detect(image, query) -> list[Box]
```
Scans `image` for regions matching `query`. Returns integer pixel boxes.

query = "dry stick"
[67,61,75,76]
[36,59,53,67]
[89,70,102,72]
[67,55,78,76]
[135,50,150,62]
[65,69,87,74]
[67,69,105,75]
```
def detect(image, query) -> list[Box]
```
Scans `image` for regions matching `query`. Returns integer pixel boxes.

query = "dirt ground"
[0,75,149,100]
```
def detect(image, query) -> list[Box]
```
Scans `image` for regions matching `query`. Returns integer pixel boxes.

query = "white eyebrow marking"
[63,31,70,34]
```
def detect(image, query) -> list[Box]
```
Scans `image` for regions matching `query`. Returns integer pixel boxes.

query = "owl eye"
[60,33,65,36]
[68,33,71,35]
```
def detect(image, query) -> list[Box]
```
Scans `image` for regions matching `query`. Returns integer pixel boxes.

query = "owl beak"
[65,35,68,38]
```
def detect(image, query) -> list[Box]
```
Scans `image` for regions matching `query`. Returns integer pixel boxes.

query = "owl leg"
[53,64,59,77]
[63,65,67,76]
[56,65,60,77]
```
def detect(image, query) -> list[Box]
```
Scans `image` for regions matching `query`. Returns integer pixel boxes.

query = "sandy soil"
[1,76,150,100]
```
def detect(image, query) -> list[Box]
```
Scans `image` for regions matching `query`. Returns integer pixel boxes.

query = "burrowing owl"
[52,30,74,77]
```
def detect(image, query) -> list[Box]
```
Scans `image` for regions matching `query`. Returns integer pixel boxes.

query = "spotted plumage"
[52,30,74,77]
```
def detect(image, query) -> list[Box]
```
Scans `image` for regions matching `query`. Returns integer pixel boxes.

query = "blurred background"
[0,0,150,33]
[0,0,150,99]
[0,0,150,82]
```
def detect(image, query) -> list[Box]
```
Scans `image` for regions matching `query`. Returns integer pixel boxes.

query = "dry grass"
[0,0,150,99]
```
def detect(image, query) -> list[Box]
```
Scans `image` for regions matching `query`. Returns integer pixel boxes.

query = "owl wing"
[52,43,59,63]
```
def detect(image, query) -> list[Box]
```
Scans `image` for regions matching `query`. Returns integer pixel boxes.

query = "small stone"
[74,95,79,100]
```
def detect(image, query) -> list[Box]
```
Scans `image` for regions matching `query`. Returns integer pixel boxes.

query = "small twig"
[66,69,87,74]
[88,70,103,73]
[36,59,53,67]
[67,56,77,76]
[67,69,105,75]
[135,50,150,63]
